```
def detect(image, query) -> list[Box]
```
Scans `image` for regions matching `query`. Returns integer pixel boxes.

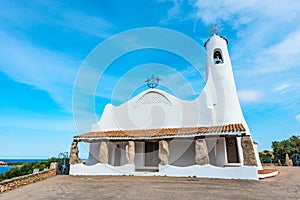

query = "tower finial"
[208,25,220,36]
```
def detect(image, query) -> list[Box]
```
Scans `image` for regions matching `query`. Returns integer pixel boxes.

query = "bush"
[272,135,300,162]
[0,157,59,182]
[259,151,274,163]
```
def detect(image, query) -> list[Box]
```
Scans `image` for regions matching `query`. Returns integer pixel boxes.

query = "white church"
[69,31,273,180]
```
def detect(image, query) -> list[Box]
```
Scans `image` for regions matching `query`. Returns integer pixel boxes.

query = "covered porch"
[69,124,259,180]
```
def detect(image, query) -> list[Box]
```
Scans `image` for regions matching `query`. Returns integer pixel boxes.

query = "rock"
[241,136,257,166]
[99,141,108,164]
[126,141,135,164]
[69,141,82,164]
[285,154,293,166]
[159,140,169,165]
[50,162,58,170]
[277,159,282,166]
[50,162,58,175]
[195,139,209,165]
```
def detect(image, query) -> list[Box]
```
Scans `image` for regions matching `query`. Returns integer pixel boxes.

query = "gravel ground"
[0,166,299,200]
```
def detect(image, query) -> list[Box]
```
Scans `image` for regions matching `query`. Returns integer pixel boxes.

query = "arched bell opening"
[213,49,223,64]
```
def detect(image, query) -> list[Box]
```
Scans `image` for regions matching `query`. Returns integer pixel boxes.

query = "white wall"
[236,137,244,165]
[85,143,100,165]
[206,137,218,165]
[84,141,129,166]
[135,141,145,169]
[159,165,258,180]
[70,163,259,180]
[169,139,195,167]
[107,142,115,165]
[107,141,128,166]
[215,137,227,167]
[254,143,263,170]
[91,89,214,132]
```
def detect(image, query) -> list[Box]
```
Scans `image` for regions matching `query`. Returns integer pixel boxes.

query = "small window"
[213,50,223,64]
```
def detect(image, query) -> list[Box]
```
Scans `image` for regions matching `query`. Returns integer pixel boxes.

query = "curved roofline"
[108,88,205,108]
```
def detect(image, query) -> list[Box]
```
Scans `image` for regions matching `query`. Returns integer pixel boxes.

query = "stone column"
[284,154,293,166]
[195,139,210,165]
[241,136,258,166]
[159,140,169,165]
[126,141,135,164]
[98,141,108,164]
[69,140,82,164]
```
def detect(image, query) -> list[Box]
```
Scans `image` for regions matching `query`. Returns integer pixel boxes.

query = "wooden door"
[114,144,121,166]
[145,142,159,166]
[226,137,239,163]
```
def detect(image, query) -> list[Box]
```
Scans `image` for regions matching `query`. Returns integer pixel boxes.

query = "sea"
[0,159,45,175]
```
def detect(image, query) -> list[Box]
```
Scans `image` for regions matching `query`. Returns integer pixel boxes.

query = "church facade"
[69,32,263,180]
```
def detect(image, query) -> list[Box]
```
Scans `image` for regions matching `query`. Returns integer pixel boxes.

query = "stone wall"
[0,169,56,193]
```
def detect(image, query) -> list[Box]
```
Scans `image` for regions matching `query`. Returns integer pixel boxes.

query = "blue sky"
[0,0,300,158]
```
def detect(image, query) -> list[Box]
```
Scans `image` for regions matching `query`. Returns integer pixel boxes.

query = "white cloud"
[295,114,300,123]
[238,89,263,103]
[273,83,291,94]
[252,29,300,73]
[167,0,183,19]
[158,0,185,24]
[0,31,79,112]
[0,1,113,38]
[194,0,300,27]
[59,11,113,38]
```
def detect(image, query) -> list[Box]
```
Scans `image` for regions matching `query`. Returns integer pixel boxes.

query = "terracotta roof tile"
[74,123,246,140]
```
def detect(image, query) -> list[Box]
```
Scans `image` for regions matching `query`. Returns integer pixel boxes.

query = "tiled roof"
[74,123,246,140]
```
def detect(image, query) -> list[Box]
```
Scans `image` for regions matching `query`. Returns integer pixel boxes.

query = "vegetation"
[0,157,59,182]
[259,150,274,163]
[272,135,300,165]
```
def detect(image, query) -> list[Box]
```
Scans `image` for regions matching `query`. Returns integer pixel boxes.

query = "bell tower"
[203,27,263,169]
[204,27,248,131]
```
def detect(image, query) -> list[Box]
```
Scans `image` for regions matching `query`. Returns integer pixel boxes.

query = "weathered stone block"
[69,140,82,165]
[126,141,135,164]
[195,139,209,165]
[241,136,257,166]
[159,140,169,165]
[99,141,108,164]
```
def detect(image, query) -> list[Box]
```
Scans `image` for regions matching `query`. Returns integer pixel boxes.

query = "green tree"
[272,135,300,163]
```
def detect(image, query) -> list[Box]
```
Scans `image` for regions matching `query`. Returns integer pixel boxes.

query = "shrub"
[0,157,59,182]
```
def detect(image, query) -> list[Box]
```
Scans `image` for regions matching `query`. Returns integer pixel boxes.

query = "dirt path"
[0,166,299,200]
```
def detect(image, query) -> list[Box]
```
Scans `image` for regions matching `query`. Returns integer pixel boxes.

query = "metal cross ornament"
[208,25,220,36]
[145,75,161,89]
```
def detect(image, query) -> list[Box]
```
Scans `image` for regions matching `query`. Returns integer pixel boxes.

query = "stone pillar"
[195,139,210,165]
[126,141,135,164]
[241,136,258,166]
[285,153,293,166]
[98,141,108,164]
[159,140,169,165]
[69,140,82,164]
[50,162,59,175]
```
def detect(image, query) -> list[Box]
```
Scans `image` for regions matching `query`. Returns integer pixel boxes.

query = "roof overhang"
[73,123,246,142]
